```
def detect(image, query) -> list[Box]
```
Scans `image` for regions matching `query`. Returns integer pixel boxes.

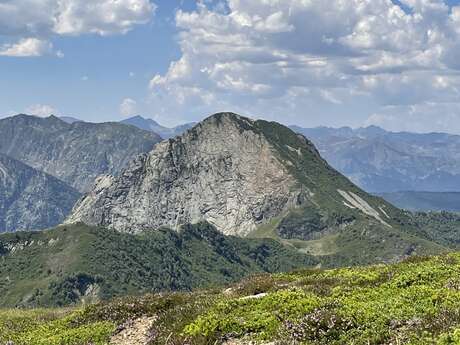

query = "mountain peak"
[125,115,161,126]
[198,112,255,130]
[129,115,145,120]
[3,114,69,131]
[0,114,162,193]
[121,116,196,139]
[68,112,404,237]
[358,125,387,137]
[206,111,251,122]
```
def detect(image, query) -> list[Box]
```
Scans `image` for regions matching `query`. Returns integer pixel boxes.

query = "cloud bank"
[148,0,460,132]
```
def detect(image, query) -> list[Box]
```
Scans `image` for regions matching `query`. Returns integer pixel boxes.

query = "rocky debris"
[110,316,157,345]
[338,189,391,227]
[240,293,268,300]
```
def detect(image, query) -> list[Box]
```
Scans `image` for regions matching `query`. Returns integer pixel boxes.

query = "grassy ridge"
[2,253,460,344]
[249,118,448,266]
[0,222,317,307]
[249,213,446,267]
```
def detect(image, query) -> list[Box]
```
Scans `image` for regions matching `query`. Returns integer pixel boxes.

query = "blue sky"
[2,0,460,132]
[0,1,195,123]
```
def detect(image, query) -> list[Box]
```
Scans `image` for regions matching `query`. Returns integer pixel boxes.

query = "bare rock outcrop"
[67,112,400,238]
[67,113,302,236]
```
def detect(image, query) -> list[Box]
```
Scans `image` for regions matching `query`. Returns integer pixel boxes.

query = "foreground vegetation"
[2,252,460,344]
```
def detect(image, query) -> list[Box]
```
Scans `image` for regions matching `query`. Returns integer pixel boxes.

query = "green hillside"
[3,252,460,344]
[248,117,448,265]
[0,222,317,308]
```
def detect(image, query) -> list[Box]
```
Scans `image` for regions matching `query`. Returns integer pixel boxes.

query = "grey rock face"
[0,153,81,232]
[68,114,301,236]
[0,114,162,192]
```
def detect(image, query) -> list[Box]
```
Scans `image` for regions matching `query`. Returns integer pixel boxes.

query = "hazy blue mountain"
[0,153,81,233]
[378,191,460,212]
[0,114,162,192]
[291,125,460,193]
[59,116,82,124]
[121,115,195,139]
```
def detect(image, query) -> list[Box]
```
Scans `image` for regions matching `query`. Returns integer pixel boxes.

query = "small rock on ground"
[110,316,157,345]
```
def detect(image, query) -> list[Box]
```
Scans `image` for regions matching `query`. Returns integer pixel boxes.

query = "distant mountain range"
[58,114,460,197]
[0,114,163,232]
[121,115,195,139]
[20,114,460,197]
[377,191,460,212]
[4,111,460,234]
[0,114,161,192]
[59,116,82,124]
[291,125,460,193]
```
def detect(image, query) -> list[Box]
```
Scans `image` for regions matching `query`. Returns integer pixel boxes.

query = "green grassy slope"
[408,212,460,249]
[0,222,317,308]
[3,253,460,344]
[249,214,446,267]
[244,118,448,265]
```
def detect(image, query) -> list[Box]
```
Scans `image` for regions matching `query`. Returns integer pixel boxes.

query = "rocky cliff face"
[67,113,401,237]
[0,114,162,192]
[0,153,81,232]
[68,114,302,235]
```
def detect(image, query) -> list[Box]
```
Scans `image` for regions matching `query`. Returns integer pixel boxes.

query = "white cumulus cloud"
[120,98,138,117]
[0,38,53,57]
[25,104,59,117]
[53,0,156,36]
[0,0,156,57]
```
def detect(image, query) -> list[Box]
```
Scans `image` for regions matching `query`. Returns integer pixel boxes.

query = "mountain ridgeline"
[0,114,162,192]
[67,112,446,265]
